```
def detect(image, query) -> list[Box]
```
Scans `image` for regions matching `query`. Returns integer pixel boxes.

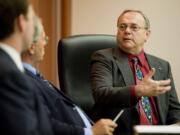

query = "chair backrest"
[58,34,116,115]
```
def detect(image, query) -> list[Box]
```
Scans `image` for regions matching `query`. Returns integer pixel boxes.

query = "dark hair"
[0,0,30,40]
[118,9,150,30]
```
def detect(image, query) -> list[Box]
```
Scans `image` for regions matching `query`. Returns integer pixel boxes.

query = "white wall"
[71,0,180,99]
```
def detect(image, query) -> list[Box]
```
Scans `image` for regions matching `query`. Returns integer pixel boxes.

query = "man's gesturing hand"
[135,68,171,97]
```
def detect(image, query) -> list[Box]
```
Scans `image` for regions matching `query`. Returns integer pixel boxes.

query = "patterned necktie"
[36,70,53,88]
[36,70,44,79]
[132,57,152,124]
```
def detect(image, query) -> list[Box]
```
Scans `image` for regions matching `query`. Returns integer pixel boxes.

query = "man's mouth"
[123,38,132,41]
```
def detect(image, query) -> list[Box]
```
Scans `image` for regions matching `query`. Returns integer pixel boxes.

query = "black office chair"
[58,34,116,116]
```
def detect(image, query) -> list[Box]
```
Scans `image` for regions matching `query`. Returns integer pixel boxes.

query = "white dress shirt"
[0,43,24,72]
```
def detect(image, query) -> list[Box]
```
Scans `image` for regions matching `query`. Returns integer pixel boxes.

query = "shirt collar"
[23,62,37,75]
[128,50,146,66]
[0,43,24,72]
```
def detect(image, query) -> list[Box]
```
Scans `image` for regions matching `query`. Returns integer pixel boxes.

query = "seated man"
[21,16,117,135]
[90,9,180,135]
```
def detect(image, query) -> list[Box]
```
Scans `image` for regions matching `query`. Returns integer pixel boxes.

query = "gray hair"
[32,16,43,43]
[118,9,150,30]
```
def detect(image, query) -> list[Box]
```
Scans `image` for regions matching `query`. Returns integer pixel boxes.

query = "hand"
[170,122,180,126]
[91,119,117,135]
[135,68,171,97]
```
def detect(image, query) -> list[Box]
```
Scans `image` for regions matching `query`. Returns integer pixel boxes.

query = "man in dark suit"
[22,16,117,135]
[91,9,180,135]
[0,0,53,135]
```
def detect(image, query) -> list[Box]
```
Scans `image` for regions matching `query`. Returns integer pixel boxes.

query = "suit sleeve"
[166,62,180,124]
[52,119,85,135]
[91,51,135,108]
[41,98,85,135]
[0,70,41,135]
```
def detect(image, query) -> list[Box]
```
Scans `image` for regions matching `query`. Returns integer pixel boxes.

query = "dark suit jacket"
[0,49,53,135]
[91,47,180,135]
[25,69,88,135]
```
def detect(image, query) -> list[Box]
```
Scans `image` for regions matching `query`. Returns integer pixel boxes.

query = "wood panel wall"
[61,0,71,38]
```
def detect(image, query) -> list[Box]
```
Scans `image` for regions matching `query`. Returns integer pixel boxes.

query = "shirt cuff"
[130,85,139,105]
[84,128,93,135]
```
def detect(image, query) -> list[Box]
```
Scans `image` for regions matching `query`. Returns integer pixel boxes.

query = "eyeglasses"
[33,36,49,45]
[117,23,147,32]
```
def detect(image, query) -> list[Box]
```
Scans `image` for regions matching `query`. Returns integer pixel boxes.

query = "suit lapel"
[145,54,164,80]
[113,48,135,85]
[25,69,75,106]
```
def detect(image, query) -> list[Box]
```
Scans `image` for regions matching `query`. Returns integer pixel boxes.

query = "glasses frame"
[117,23,148,32]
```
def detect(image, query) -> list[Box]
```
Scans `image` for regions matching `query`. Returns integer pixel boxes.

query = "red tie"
[132,57,152,124]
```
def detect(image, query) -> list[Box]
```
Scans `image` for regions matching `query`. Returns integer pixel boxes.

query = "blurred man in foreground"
[0,0,53,134]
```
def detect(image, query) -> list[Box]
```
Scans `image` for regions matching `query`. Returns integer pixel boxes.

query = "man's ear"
[146,29,151,37]
[29,44,35,55]
[16,14,27,33]
[145,29,151,42]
